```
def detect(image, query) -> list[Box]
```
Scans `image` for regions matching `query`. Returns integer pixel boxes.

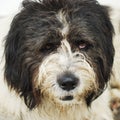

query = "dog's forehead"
[18,0,113,49]
[33,9,95,43]
[56,11,69,37]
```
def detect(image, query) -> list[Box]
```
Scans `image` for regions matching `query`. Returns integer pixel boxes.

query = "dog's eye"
[75,40,87,50]
[77,41,92,51]
[40,43,59,52]
[45,43,53,50]
[79,42,87,50]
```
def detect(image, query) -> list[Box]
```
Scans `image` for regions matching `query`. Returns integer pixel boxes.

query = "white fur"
[56,10,69,36]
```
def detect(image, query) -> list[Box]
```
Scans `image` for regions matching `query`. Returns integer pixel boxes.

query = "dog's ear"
[4,14,40,109]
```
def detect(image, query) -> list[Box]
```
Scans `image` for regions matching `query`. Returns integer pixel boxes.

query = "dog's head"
[4,0,114,109]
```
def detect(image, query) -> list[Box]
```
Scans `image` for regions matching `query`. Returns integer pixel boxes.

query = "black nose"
[57,73,79,91]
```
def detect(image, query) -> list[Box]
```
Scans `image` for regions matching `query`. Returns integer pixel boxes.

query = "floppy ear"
[4,14,40,109]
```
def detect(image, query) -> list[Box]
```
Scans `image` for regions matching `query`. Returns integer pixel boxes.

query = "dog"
[0,0,115,120]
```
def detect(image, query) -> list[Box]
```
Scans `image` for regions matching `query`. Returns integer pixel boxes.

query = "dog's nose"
[57,73,79,91]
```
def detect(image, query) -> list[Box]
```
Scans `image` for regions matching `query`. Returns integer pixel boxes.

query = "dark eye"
[45,43,53,51]
[40,43,59,52]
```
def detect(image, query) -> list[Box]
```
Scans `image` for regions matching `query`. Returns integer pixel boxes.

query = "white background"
[0,0,23,17]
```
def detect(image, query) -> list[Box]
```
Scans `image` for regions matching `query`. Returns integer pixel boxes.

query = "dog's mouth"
[61,96,74,101]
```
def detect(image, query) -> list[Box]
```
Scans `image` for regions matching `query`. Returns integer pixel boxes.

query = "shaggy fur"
[0,0,115,120]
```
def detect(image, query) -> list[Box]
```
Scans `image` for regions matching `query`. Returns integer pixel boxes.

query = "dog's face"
[4,0,114,109]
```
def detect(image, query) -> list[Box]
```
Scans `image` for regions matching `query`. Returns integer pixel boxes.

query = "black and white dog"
[0,0,115,120]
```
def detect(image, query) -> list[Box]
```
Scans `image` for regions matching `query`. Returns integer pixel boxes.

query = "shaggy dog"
[0,0,115,120]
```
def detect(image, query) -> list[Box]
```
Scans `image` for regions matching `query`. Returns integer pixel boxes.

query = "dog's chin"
[53,95,82,106]
[60,95,74,101]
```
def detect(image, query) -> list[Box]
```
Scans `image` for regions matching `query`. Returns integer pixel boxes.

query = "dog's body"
[0,0,117,120]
